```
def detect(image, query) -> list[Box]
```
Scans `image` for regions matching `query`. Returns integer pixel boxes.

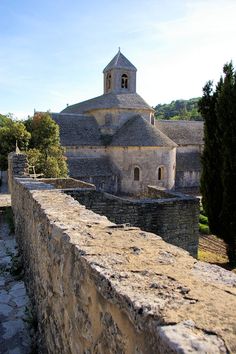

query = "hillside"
[154,98,202,121]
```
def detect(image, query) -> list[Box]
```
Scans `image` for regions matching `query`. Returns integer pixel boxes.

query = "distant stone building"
[155,120,203,189]
[50,50,203,194]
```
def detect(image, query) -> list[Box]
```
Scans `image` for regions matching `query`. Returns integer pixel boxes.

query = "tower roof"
[103,50,137,73]
[61,93,153,114]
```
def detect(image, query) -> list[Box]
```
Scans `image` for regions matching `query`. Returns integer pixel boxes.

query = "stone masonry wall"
[8,152,29,192]
[9,153,236,353]
[66,189,199,257]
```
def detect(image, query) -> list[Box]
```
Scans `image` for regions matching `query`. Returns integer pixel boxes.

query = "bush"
[199,214,208,225]
[199,223,210,235]
[200,205,207,216]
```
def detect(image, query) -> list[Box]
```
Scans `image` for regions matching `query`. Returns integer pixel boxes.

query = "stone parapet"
[10,180,236,353]
[8,152,236,353]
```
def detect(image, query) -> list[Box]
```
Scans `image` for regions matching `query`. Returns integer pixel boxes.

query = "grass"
[198,249,228,264]
[198,243,236,273]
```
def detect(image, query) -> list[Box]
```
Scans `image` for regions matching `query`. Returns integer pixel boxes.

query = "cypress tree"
[199,62,236,264]
[198,80,223,235]
[216,63,236,263]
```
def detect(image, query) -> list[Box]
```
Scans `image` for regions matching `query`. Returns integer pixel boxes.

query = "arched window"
[106,73,111,90]
[121,74,128,89]
[134,167,140,181]
[158,166,164,180]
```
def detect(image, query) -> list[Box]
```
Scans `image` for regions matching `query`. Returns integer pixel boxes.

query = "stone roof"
[67,157,113,177]
[103,50,137,73]
[61,93,153,114]
[110,115,177,147]
[50,113,102,146]
[155,120,204,145]
[176,152,201,171]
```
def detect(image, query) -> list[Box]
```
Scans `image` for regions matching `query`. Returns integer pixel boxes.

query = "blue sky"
[0,0,236,119]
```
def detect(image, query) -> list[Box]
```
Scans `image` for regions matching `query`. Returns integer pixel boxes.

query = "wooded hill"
[154,98,202,121]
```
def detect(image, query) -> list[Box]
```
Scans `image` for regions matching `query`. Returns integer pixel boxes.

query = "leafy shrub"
[199,214,208,225]
[199,223,210,235]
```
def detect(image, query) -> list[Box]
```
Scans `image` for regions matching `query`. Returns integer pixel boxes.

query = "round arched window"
[121,74,128,89]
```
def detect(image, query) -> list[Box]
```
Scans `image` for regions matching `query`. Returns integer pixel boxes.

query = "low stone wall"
[9,153,236,353]
[41,177,95,190]
[66,189,199,257]
[11,177,236,354]
[147,185,177,198]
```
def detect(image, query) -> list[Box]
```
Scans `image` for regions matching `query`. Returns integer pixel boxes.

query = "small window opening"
[99,182,105,190]
[121,74,128,89]
[158,167,164,180]
[106,73,111,90]
[151,115,155,125]
[134,167,140,181]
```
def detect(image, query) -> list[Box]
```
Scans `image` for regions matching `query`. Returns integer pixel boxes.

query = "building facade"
[51,50,203,194]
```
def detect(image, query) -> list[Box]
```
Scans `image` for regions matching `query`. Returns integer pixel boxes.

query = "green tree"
[25,112,68,178]
[0,114,11,127]
[199,62,236,264]
[0,116,31,170]
[154,98,202,121]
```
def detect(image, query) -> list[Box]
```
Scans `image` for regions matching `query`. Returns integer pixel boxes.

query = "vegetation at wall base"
[199,223,210,235]
[198,249,228,266]
[199,61,236,265]
[199,214,208,225]
[199,207,210,235]
[154,98,202,121]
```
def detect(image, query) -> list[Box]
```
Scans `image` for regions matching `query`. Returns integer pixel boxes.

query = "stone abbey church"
[51,50,203,194]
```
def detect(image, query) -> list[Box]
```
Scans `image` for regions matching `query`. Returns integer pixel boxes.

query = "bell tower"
[103,49,137,94]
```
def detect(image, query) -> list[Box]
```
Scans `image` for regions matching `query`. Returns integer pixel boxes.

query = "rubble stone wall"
[9,153,236,354]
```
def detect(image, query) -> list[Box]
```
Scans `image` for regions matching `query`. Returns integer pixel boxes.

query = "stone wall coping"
[92,190,198,204]
[41,177,96,190]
